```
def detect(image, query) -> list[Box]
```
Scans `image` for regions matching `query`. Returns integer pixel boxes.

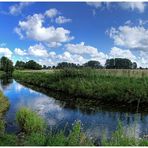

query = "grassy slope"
[0,92,9,116]
[13,68,148,104]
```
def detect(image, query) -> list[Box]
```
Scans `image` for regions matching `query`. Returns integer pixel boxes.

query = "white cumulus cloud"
[15,13,74,45]
[28,43,49,57]
[55,16,72,24]
[14,48,27,56]
[45,8,59,18]
[9,2,31,15]
[108,25,148,51]
[0,48,12,58]
[119,2,146,13]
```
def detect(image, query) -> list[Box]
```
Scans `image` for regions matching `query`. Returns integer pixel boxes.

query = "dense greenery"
[16,107,46,134]
[15,60,42,70]
[13,68,148,104]
[0,56,14,75]
[83,60,103,68]
[102,121,148,146]
[15,58,138,70]
[0,91,9,116]
[56,62,77,69]
[105,58,135,69]
[0,107,93,146]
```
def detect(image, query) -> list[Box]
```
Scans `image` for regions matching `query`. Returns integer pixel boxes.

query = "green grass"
[0,91,9,116]
[16,107,46,134]
[13,68,148,104]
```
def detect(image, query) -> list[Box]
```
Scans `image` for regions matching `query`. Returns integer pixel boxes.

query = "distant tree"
[43,65,47,69]
[25,60,42,70]
[105,58,133,69]
[15,61,26,69]
[47,66,51,69]
[132,62,137,69]
[52,66,56,69]
[56,62,77,69]
[0,56,14,75]
[83,60,102,68]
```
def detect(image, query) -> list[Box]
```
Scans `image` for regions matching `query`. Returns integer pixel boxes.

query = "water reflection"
[1,78,148,141]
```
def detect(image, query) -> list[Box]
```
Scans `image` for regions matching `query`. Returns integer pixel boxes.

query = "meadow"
[13,68,148,105]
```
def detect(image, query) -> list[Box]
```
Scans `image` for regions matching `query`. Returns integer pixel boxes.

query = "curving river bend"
[1,78,148,143]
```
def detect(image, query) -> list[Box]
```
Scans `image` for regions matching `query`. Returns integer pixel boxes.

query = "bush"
[16,107,46,134]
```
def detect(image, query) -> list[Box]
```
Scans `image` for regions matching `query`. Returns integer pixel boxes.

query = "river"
[1,78,148,143]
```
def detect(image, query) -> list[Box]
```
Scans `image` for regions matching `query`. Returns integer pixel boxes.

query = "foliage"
[25,60,42,70]
[15,61,26,70]
[13,68,148,104]
[83,60,102,68]
[47,121,93,146]
[0,56,14,75]
[16,107,46,134]
[0,120,5,136]
[0,91,9,115]
[23,132,46,146]
[56,62,77,69]
[0,134,17,146]
[105,58,134,69]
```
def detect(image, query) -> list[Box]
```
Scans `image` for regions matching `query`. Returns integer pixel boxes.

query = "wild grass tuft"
[16,107,46,134]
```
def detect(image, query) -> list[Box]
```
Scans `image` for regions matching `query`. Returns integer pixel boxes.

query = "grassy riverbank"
[13,68,148,104]
[0,91,9,116]
[0,107,93,146]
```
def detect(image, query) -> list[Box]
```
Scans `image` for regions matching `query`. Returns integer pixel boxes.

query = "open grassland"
[13,68,148,104]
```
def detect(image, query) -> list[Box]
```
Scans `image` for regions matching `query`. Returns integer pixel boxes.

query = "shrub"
[16,107,46,134]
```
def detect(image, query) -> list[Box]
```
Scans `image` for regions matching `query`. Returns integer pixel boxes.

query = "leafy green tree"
[25,60,42,70]
[132,62,137,69]
[105,58,133,69]
[0,56,14,75]
[83,60,102,68]
[56,62,77,69]
[15,61,26,69]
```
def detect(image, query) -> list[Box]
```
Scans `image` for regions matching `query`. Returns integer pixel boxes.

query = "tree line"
[0,56,139,75]
[15,58,138,70]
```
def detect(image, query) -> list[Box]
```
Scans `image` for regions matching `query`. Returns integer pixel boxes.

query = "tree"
[132,62,137,69]
[43,65,47,69]
[105,58,133,69]
[56,62,77,69]
[15,61,26,69]
[25,60,42,70]
[83,60,102,68]
[0,56,14,75]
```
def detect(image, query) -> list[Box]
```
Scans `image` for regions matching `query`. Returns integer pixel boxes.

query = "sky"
[0,2,148,67]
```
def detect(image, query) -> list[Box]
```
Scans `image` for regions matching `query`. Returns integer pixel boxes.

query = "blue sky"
[0,2,148,67]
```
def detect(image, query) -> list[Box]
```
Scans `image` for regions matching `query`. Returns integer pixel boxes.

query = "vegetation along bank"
[13,68,148,105]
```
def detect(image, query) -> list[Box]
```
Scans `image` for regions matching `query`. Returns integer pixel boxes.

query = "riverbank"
[13,68,148,104]
[0,91,9,116]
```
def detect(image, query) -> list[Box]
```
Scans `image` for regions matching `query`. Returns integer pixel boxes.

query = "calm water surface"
[1,78,148,142]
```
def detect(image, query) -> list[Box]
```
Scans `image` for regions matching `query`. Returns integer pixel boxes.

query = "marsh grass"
[16,107,46,134]
[0,92,9,115]
[13,68,148,104]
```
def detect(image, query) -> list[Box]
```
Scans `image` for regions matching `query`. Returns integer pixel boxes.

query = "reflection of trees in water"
[0,75,13,90]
